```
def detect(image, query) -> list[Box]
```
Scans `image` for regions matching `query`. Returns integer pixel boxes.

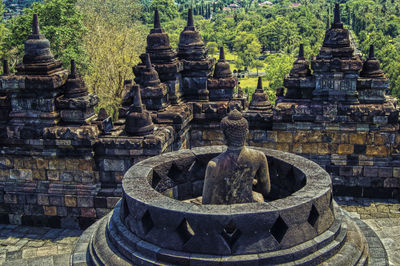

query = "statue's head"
[221,109,249,148]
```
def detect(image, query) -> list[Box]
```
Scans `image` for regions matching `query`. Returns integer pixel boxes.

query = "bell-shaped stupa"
[249,77,272,110]
[284,44,314,99]
[56,60,99,125]
[312,4,362,103]
[213,47,232,79]
[177,9,215,101]
[133,54,168,111]
[208,47,237,101]
[357,45,388,103]
[145,9,183,104]
[125,84,154,136]
[16,14,63,75]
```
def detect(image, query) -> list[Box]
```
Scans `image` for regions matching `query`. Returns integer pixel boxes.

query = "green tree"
[4,0,85,69]
[264,53,295,94]
[253,60,264,75]
[233,32,261,69]
[142,0,178,24]
[0,3,8,61]
[77,0,147,119]
[206,41,218,56]
[258,16,299,52]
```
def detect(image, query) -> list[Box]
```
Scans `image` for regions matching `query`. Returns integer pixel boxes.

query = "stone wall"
[0,123,185,229]
[1,100,399,229]
[190,120,400,199]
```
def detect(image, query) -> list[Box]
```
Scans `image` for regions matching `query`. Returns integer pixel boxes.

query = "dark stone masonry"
[0,5,399,232]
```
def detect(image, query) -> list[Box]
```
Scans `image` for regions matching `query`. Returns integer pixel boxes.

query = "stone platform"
[0,198,398,265]
[65,146,393,265]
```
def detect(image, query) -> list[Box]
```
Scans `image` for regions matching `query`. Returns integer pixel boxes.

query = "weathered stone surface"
[124,84,155,136]
[284,44,314,99]
[177,9,215,101]
[202,111,270,204]
[249,77,272,111]
[310,5,362,104]
[133,54,168,110]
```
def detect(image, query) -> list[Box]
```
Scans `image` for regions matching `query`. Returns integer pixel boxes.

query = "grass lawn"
[209,50,266,73]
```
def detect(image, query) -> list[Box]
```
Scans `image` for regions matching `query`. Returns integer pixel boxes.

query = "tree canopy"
[4,0,85,69]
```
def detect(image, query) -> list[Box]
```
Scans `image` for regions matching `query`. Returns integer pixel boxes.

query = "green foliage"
[233,31,261,69]
[264,53,295,97]
[4,0,85,69]
[142,0,179,24]
[258,16,299,52]
[0,3,9,61]
[345,0,400,98]
[206,41,218,56]
[77,0,146,119]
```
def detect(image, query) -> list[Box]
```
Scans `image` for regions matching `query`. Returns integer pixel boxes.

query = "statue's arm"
[256,153,271,197]
[202,161,217,204]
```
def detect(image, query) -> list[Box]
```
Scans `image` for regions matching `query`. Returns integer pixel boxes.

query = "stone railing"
[121,146,334,255]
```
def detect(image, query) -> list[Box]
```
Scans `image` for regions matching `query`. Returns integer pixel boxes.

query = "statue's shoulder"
[206,155,221,168]
[244,148,268,165]
[246,147,266,158]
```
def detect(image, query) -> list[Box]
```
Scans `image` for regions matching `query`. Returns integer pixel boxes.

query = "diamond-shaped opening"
[121,197,130,221]
[141,210,154,235]
[270,216,288,244]
[151,171,162,188]
[308,205,319,227]
[221,220,241,248]
[176,218,195,244]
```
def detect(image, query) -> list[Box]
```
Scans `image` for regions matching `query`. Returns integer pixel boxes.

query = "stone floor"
[0,197,399,266]
[0,225,81,266]
[336,197,400,266]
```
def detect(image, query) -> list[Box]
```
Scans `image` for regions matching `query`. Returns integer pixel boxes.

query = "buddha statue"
[202,109,271,204]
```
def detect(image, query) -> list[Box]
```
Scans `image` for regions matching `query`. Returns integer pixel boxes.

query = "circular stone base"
[71,201,388,266]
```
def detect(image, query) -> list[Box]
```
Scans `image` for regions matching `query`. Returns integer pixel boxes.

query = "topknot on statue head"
[220,109,249,148]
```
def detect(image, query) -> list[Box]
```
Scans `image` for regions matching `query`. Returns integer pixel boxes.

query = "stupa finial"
[70,59,76,78]
[219,47,225,61]
[256,77,263,92]
[326,15,330,29]
[334,3,341,24]
[132,85,143,111]
[187,8,194,27]
[3,59,9,75]
[369,44,375,59]
[145,53,152,70]
[299,44,304,59]
[32,13,40,35]
[154,9,161,29]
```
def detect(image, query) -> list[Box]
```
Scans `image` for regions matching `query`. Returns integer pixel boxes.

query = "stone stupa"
[249,77,272,111]
[312,4,363,103]
[56,60,99,125]
[133,53,168,111]
[357,45,388,103]
[178,9,215,101]
[208,47,237,101]
[284,44,314,99]
[125,82,155,136]
[146,9,183,105]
